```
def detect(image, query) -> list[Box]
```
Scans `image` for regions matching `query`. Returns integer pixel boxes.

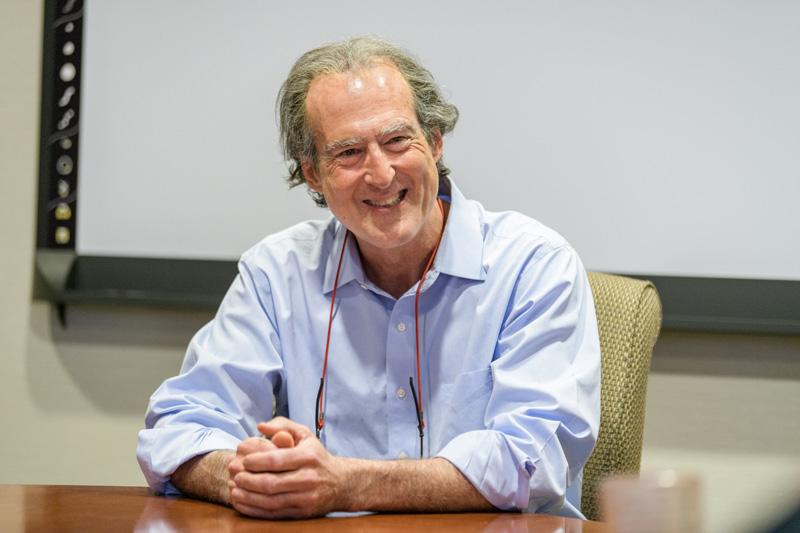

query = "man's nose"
[364,146,394,188]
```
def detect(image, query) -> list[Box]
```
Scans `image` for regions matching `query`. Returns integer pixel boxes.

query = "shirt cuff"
[137,426,242,495]
[435,429,533,511]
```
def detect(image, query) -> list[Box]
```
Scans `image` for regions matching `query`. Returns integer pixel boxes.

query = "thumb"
[270,430,295,449]
[258,417,311,444]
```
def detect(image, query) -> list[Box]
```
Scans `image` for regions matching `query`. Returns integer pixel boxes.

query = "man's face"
[302,62,443,258]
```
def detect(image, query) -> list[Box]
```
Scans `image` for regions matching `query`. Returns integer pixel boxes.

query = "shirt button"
[397,452,408,459]
[360,284,368,290]
[397,322,406,332]
[397,388,406,399]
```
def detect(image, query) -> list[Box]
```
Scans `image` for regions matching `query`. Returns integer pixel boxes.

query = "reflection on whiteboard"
[77,1,800,280]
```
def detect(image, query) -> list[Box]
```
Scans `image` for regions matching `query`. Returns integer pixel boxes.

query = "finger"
[228,456,245,479]
[270,430,294,449]
[230,436,278,479]
[241,436,329,474]
[237,436,277,456]
[234,464,325,497]
[231,496,307,520]
[258,418,313,443]
[230,483,320,519]
[240,447,300,474]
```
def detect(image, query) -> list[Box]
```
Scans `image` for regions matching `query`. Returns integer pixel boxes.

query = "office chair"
[581,272,663,521]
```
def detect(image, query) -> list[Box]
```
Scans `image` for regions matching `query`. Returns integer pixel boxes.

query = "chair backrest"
[581,272,662,521]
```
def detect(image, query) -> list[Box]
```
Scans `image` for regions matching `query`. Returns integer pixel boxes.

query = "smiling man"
[137,36,601,520]
[303,62,446,299]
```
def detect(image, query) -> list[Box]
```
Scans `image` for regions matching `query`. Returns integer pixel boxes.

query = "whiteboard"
[76,1,800,280]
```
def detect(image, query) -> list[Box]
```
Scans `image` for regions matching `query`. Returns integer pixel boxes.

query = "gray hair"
[277,36,459,207]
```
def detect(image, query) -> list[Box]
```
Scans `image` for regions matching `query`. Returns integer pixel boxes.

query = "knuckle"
[256,474,279,495]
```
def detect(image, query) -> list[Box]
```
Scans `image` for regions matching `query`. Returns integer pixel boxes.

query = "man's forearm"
[336,456,497,513]
[170,450,235,506]
[171,433,497,517]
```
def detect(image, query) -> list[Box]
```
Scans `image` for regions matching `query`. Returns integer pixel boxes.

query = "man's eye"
[339,148,359,158]
[385,136,410,149]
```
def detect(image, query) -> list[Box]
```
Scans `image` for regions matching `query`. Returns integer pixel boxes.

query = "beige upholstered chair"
[581,272,662,521]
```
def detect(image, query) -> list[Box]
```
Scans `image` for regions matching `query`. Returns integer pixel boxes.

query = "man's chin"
[350,226,418,252]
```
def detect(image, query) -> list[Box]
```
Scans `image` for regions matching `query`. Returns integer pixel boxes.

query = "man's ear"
[429,127,443,163]
[301,159,323,193]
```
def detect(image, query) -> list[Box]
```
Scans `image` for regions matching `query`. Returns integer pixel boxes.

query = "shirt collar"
[434,177,487,281]
[322,176,487,295]
[322,223,364,296]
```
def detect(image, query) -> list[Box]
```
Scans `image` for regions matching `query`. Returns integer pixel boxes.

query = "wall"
[642,331,800,532]
[2,2,798,532]
[1,0,205,487]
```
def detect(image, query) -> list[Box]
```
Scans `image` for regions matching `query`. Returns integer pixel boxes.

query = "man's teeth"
[367,190,404,207]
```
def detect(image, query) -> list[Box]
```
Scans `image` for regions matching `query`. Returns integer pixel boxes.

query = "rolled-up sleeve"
[136,261,284,494]
[436,245,601,516]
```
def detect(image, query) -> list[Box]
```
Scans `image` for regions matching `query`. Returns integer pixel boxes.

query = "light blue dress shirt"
[137,177,601,518]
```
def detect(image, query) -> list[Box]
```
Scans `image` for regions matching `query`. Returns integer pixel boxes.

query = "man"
[137,36,601,520]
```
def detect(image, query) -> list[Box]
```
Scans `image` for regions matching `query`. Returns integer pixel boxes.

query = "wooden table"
[0,484,610,532]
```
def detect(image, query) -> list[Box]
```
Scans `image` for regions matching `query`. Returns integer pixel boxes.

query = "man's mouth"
[364,190,407,208]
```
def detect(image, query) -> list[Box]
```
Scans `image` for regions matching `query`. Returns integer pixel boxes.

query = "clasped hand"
[227,417,347,519]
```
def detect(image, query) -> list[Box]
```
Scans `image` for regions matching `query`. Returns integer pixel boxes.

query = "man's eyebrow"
[323,137,364,156]
[322,121,419,157]
[376,121,418,139]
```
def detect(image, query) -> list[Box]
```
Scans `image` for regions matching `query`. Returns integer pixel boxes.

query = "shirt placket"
[385,293,418,459]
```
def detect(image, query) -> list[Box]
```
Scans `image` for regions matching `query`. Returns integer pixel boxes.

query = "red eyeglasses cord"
[315,198,446,459]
